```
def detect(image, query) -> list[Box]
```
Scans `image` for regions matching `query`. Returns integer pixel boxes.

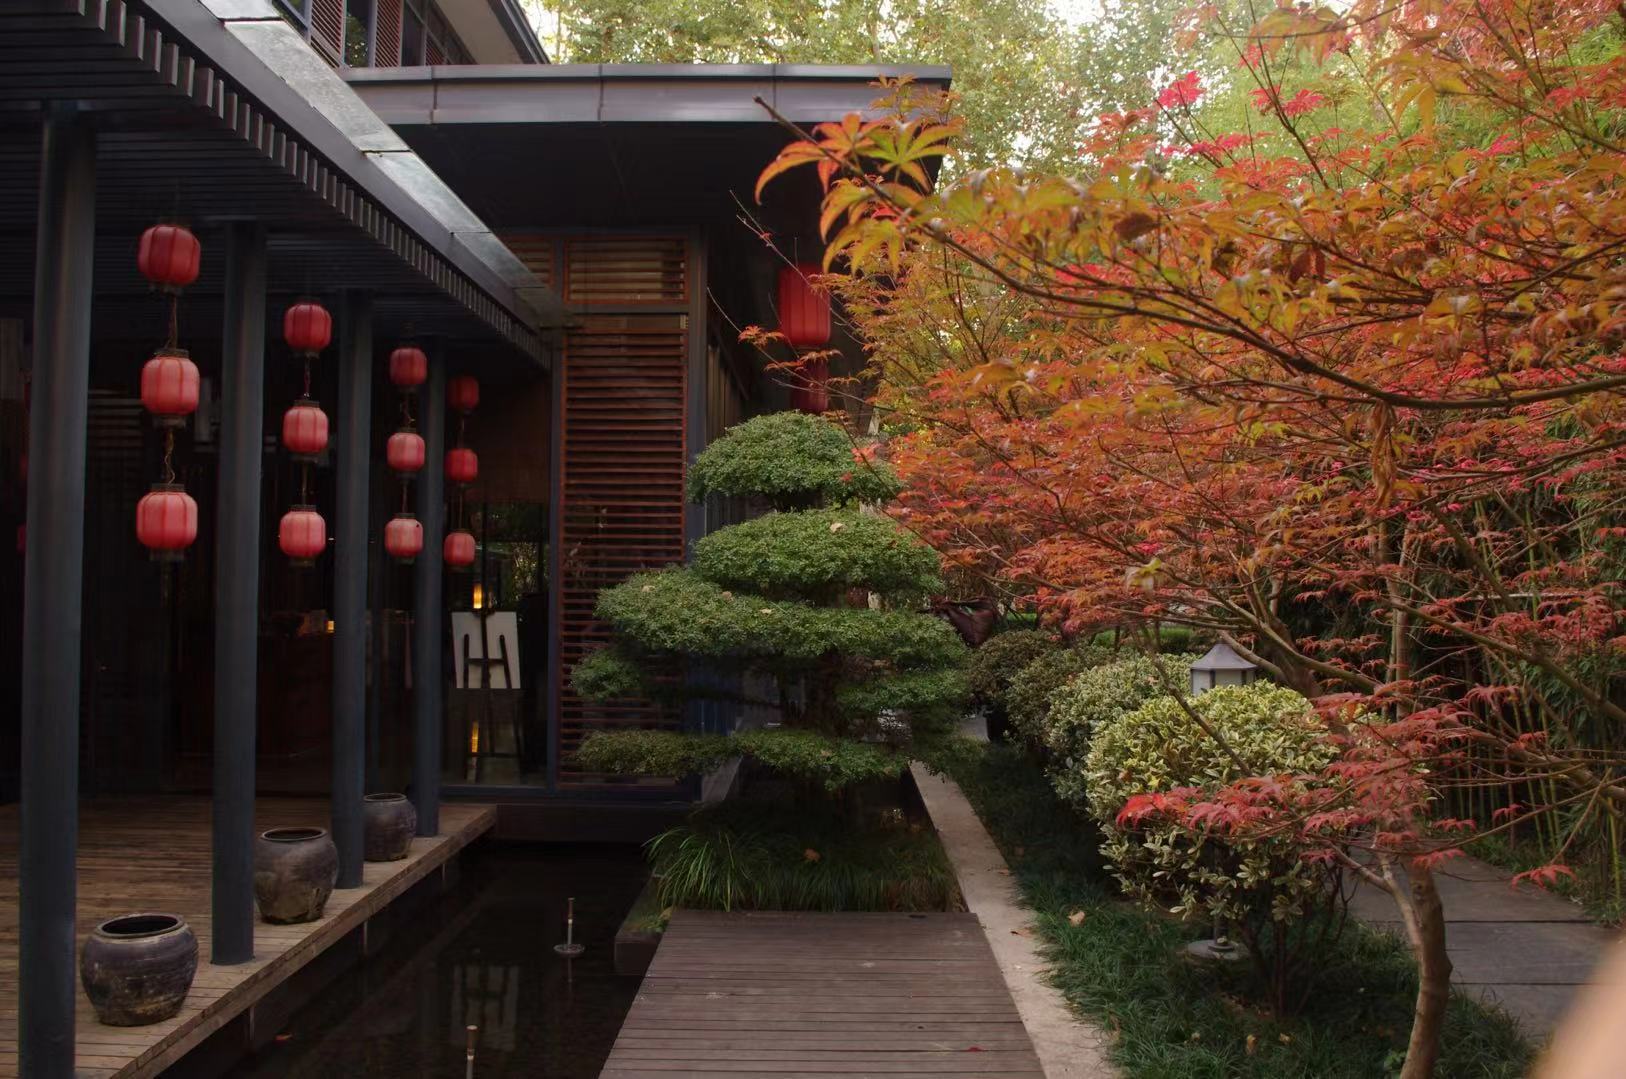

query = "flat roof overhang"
[344,63,952,233]
[1,0,562,370]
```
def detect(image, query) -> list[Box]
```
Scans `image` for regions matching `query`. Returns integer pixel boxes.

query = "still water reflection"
[227,843,648,1078]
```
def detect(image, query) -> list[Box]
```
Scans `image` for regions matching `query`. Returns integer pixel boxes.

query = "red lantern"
[385,513,423,562]
[278,505,327,566]
[778,264,831,349]
[137,223,201,291]
[282,400,329,459]
[791,356,830,414]
[443,529,476,569]
[445,447,479,485]
[389,346,428,389]
[135,483,198,561]
[387,430,426,474]
[140,348,200,426]
[283,301,332,356]
[447,375,480,414]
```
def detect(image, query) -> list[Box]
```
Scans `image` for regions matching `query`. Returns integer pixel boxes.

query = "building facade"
[0,1,944,1072]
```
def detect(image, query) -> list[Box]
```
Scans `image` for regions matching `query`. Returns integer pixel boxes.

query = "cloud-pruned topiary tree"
[573,411,968,790]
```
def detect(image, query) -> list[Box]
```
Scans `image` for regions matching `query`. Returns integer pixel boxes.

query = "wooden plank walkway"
[603,910,1046,1078]
[0,797,495,1078]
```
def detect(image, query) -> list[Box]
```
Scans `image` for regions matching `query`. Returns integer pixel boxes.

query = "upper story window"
[275,0,470,68]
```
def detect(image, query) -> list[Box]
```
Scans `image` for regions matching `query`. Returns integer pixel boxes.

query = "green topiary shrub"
[1042,653,1198,805]
[967,629,1060,711]
[1004,644,1115,747]
[575,412,967,787]
[1083,683,1341,980]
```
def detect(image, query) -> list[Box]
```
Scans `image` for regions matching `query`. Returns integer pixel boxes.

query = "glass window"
[344,0,374,67]
[401,2,425,65]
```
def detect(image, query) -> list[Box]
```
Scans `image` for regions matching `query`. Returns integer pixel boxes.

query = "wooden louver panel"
[565,237,688,305]
[557,312,688,782]
[308,0,345,65]
[373,0,402,66]
[500,234,556,293]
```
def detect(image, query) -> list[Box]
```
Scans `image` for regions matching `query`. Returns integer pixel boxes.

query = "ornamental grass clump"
[1043,652,1198,805]
[573,411,968,789]
[1085,682,1344,1014]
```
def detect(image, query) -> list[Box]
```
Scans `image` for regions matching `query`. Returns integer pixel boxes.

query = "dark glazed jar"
[80,913,198,1026]
[254,826,338,924]
[363,793,418,862]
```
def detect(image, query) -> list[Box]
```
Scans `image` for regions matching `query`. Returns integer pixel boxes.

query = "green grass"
[647,799,960,913]
[925,739,1536,1078]
[1471,831,1623,928]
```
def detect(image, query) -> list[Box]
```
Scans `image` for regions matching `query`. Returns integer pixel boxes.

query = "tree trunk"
[1391,860,1452,1079]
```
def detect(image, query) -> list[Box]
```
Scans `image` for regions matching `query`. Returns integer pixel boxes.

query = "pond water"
[226,843,648,1079]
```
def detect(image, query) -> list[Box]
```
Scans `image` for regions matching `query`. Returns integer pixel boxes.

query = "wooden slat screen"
[558,309,689,781]
[565,237,688,305]
[309,0,345,65]
[374,0,402,66]
[501,234,556,293]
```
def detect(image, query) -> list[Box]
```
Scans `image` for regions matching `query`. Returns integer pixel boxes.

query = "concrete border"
[913,763,1119,1079]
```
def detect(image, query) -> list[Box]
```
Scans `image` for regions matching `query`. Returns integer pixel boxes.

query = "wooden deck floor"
[603,910,1046,1078]
[0,797,495,1078]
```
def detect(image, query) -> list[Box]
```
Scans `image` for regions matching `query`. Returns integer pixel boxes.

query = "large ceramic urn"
[253,826,338,924]
[363,793,417,862]
[80,913,198,1026]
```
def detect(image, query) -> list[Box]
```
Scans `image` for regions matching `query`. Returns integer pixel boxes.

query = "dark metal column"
[332,292,372,888]
[19,109,96,1079]
[412,352,446,835]
[212,221,267,965]
[545,348,563,792]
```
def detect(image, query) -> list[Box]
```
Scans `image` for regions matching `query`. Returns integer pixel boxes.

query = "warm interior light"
[325,619,335,635]
[472,582,484,610]
[469,720,480,754]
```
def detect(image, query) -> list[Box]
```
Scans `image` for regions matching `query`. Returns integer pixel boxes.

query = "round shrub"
[967,629,1061,712]
[1083,682,1338,926]
[1043,653,1197,805]
[1004,644,1114,747]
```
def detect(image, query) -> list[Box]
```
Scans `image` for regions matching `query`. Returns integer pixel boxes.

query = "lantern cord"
[167,294,180,350]
[400,482,409,514]
[401,391,414,431]
[162,428,176,485]
[300,461,310,505]
[303,357,312,399]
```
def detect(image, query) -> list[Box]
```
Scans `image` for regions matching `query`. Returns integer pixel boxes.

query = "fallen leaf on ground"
[1067,910,1087,926]
[803,848,821,862]
[1245,1034,1257,1056]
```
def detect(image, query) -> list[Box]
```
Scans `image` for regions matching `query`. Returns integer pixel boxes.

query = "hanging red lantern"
[140,348,200,426]
[137,223,201,292]
[445,446,479,485]
[778,264,831,349]
[278,505,327,566]
[447,375,480,414]
[389,346,428,389]
[443,529,476,569]
[790,356,830,414]
[283,301,332,356]
[282,400,329,460]
[135,483,198,561]
[387,429,426,474]
[385,513,423,562]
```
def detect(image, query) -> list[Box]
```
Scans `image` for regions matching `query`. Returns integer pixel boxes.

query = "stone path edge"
[912,762,1121,1079]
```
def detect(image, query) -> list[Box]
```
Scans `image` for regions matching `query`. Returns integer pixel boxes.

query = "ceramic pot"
[254,826,338,924]
[364,793,417,862]
[80,913,197,1026]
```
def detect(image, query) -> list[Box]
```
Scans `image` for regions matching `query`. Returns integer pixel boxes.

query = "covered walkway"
[0,798,495,1077]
